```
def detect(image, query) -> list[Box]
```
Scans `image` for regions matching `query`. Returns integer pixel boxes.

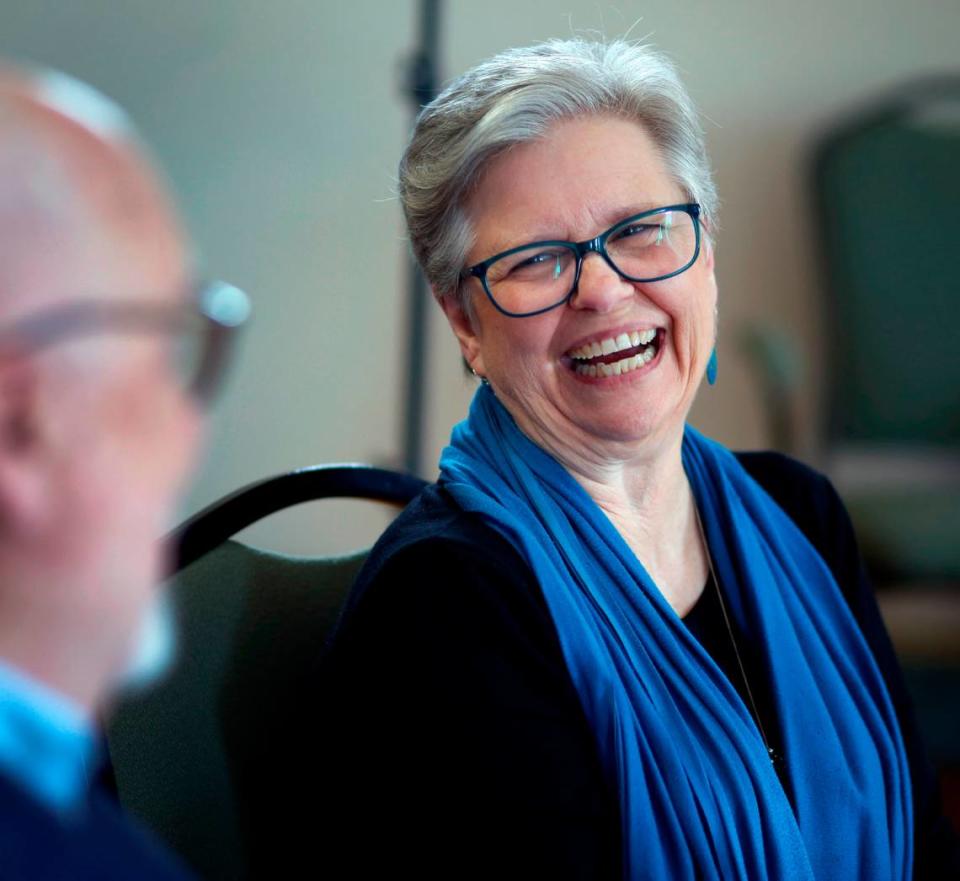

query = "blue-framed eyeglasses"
[463,203,702,318]
[0,280,250,402]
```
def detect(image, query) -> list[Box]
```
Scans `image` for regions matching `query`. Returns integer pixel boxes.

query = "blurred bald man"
[0,66,248,879]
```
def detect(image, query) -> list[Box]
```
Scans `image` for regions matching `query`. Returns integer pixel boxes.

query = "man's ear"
[0,358,48,535]
[438,290,485,378]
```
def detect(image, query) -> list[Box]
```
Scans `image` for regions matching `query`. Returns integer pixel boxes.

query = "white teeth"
[574,343,657,378]
[569,329,659,360]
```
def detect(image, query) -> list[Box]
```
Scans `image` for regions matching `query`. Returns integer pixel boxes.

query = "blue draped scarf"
[438,385,911,880]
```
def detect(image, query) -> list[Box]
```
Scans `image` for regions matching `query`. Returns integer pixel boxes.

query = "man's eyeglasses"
[0,280,250,402]
[463,203,702,318]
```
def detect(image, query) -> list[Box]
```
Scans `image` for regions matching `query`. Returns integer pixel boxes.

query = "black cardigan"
[313,451,959,880]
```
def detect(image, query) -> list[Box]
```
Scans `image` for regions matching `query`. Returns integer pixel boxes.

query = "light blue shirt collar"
[0,658,97,814]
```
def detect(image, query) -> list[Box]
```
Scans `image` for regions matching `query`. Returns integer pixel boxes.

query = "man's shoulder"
[0,771,193,880]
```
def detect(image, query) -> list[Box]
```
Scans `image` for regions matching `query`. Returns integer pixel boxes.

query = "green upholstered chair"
[743,80,960,789]
[813,79,960,452]
[746,81,960,574]
[105,465,426,880]
[810,79,960,790]
[809,76,960,587]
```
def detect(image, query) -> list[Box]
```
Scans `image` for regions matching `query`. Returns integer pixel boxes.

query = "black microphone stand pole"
[400,0,442,477]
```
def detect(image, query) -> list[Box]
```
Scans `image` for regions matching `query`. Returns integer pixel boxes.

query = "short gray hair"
[398,38,718,304]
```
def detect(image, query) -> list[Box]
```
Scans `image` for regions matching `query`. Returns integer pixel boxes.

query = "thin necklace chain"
[692,504,784,770]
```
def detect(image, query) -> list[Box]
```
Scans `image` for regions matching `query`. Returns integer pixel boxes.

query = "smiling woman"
[316,38,958,881]
[443,115,716,466]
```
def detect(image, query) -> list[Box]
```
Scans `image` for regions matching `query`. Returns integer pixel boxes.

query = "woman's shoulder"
[321,483,621,881]
[336,482,552,652]
[735,449,837,518]
[358,482,534,591]
[327,481,593,766]
[736,450,849,540]
[735,450,863,602]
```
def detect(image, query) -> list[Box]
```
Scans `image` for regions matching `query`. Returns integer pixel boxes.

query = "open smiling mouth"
[566,328,664,378]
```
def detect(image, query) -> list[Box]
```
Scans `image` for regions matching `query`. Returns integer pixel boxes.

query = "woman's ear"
[438,290,486,378]
[698,216,716,272]
[702,235,716,272]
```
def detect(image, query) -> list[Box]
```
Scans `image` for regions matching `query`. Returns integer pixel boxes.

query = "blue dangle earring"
[706,347,718,386]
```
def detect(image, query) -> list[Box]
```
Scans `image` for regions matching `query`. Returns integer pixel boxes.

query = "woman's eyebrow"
[595,202,676,229]
[475,202,676,259]
[476,222,570,258]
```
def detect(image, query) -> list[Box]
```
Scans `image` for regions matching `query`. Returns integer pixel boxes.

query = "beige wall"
[2,1,957,554]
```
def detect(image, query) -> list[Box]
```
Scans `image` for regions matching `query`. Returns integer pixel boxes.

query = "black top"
[312,451,959,880]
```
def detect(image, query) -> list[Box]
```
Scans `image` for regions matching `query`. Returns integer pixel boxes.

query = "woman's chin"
[563,350,681,436]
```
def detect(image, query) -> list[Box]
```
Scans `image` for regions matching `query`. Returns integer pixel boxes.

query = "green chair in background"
[810,75,960,587]
[105,464,426,880]
[811,77,960,809]
[745,77,960,583]
[742,79,960,810]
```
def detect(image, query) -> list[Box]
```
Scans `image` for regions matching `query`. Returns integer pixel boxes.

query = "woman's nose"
[568,252,635,312]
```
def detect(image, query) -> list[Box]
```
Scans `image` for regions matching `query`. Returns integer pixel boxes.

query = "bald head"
[0,66,188,315]
[0,65,209,713]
